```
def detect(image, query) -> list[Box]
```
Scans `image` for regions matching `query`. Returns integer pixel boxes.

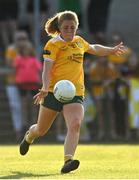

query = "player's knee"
[68,118,81,132]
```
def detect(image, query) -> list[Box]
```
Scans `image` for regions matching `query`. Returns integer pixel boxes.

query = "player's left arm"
[87,42,126,56]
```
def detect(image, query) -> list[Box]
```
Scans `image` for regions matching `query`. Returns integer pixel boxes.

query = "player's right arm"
[42,40,58,92]
[33,59,54,105]
[41,59,54,92]
[34,39,57,105]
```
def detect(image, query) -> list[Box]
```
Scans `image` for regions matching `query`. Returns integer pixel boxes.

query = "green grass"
[0,144,139,179]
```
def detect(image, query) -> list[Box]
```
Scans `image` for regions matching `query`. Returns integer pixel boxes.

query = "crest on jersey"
[76,41,82,48]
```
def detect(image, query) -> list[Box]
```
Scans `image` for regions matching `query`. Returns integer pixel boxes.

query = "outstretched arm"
[87,42,126,56]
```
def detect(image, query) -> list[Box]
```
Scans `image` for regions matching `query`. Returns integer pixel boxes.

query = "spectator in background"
[112,77,129,140]
[87,0,112,44]
[128,63,139,140]
[82,89,96,141]
[89,57,119,140]
[5,31,30,141]
[108,33,138,75]
[0,0,18,50]
[15,41,42,132]
[108,33,138,139]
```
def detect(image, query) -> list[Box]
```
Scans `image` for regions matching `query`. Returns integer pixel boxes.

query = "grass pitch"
[0,144,139,179]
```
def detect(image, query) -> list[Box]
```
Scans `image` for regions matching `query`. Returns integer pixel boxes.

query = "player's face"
[59,20,77,42]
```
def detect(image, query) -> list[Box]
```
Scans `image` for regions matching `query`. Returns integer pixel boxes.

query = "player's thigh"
[37,105,58,132]
[63,103,84,127]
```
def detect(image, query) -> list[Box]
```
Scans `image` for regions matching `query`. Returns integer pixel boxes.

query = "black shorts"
[42,92,84,112]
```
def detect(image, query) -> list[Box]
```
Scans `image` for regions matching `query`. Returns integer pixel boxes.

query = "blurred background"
[0,0,139,144]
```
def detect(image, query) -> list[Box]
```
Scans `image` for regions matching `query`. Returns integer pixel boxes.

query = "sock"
[64,154,73,162]
[25,124,38,144]
[25,131,34,144]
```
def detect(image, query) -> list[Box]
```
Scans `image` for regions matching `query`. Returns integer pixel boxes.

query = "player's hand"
[112,42,126,56]
[33,89,48,105]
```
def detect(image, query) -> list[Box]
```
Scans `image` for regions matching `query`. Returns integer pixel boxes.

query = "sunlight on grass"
[0,144,139,179]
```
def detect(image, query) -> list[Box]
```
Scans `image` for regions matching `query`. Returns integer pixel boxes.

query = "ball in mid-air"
[53,80,76,103]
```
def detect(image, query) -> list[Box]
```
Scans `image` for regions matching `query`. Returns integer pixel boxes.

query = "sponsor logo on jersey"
[67,53,83,63]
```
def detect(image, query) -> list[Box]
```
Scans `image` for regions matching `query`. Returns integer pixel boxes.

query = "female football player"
[19,10,126,173]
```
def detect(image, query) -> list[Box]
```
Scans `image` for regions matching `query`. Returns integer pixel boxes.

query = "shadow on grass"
[0,171,60,179]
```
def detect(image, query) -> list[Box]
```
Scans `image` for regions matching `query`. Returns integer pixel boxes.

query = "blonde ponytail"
[45,14,60,37]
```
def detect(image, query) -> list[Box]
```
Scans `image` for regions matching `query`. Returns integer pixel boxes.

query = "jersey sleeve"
[79,36,90,52]
[43,40,58,62]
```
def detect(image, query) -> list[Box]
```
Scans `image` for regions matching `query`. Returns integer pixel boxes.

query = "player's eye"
[71,26,76,30]
[63,26,69,30]
[63,26,76,31]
